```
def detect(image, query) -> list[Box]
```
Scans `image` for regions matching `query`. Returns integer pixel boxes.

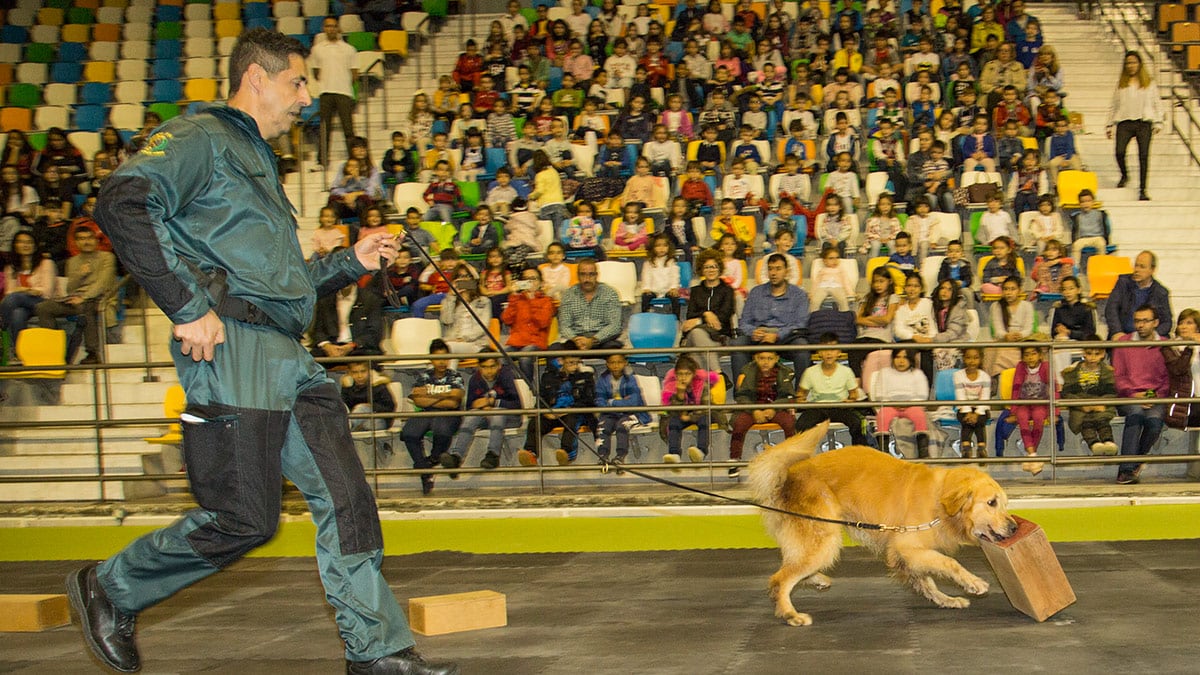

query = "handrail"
[3,338,1200,496]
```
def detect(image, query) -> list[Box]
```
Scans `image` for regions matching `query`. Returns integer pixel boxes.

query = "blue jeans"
[667,414,710,455]
[0,292,42,343]
[729,333,810,384]
[1117,403,1165,474]
[424,204,454,223]
[411,292,445,318]
[448,412,520,459]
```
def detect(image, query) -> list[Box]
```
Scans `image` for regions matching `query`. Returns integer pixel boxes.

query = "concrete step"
[58,381,177,407]
[0,402,163,423]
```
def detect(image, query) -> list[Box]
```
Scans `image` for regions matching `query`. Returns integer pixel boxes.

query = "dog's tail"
[747,422,828,507]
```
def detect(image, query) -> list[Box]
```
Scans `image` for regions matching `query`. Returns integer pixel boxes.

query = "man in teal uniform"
[65,29,457,675]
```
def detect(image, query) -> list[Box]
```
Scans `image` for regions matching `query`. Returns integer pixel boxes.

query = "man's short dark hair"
[766,253,787,267]
[229,29,308,96]
[1134,304,1157,321]
[429,338,450,354]
[818,332,840,345]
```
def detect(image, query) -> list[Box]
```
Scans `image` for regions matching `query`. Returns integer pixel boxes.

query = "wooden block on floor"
[407,590,507,636]
[0,594,70,632]
[981,516,1076,622]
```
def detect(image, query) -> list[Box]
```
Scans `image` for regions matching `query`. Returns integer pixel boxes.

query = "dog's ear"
[940,470,974,517]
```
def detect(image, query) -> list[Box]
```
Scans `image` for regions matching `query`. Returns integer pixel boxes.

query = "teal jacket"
[95,105,365,339]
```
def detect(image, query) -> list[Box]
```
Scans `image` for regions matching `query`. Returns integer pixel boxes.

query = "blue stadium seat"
[49,62,83,84]
[155,39,182,60]
[246,17,274,30]
[306,16,325,35]
[58,42,87,63]
[290,33,312,48]
[0,26,28,44]
[152,59,182,80]
[74,105,107,132]
[151,79,183,103]
[80,82,112,105]
[155,6,183,22]
[244,3,271,20]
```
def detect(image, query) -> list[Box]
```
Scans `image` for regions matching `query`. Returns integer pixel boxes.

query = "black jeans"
[319,92,356,166]
[1114,119,1152,190]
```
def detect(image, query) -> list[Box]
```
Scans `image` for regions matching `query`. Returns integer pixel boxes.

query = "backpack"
[806,308,857,344]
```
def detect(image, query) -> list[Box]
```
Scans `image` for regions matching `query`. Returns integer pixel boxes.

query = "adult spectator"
[439,277,494,356]
[1105,250,1172,340]
[979,43,1026,110]
[682,250,736,375]
[1111,305,1170,484]
[34,228,116,364]
[309,18,359,169]
[308,283,384,360]
[1163,308,1200,429]
[1004,0,1037,44]
[904,129,933,205]
[402,338,465,495]
[729,254,811,382]
[0,231,56,362]
[550,258,623,351]
[1106,51,1160,200]
[502,266,556,381]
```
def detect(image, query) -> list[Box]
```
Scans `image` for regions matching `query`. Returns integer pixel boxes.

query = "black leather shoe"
[346,647,460,674]
[1139,191,1150,201]
[1117,175,1128,188]
[66,563,141,673]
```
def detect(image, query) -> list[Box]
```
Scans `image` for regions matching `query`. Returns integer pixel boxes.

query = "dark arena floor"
[2,542,1199,674]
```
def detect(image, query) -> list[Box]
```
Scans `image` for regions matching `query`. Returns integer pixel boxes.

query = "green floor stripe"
[2,505,1199,561]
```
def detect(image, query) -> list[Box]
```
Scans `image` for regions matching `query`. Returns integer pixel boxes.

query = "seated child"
[710,198,754,258]
[659,354,719,464]
[595,353,650,462]
[869,347,933,458]
[1031,238,1074,297]
[1060,339,1118,455]
[459,204,500,255]
[729,349,796,476]
[886,232,917,273]
[937,240,975,290]
[809,244,855,311]
[954,347,993,459]
[519,354,596,466]
[613,201,651,252]
[639,233,682,313]
[563,201,607,259]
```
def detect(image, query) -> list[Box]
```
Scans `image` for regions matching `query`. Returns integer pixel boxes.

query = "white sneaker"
[687,446,705,463]
[1097,441,1119,456]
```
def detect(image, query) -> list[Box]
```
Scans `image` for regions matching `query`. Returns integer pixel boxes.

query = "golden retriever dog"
[747,422,1017,626]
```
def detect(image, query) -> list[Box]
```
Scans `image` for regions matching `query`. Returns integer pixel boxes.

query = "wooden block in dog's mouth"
[980,516,1076,622]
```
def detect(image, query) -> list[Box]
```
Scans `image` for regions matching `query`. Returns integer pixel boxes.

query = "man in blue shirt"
[729,254,811,382]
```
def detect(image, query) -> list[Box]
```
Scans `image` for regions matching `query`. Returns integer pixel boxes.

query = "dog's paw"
[962,576,989,596]
[935,595,971,609]
[778,611,813,626]
[806,573,832,591]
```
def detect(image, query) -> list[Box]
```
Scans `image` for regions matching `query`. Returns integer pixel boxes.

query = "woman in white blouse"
[892,273,937,385]
[1106,51,1161,201]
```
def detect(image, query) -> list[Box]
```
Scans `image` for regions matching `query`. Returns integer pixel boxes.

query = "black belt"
[184,259,288,334]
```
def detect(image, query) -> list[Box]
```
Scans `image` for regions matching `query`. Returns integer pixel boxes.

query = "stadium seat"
[0,26,29,44]
[125,6,153,25]
[73,105,107,132]
[124,22,152,41]
[83,61,116,84]
[151,79,184,103]
[215,18,243,39]
[277,16,305,35]
[148,102,181,122]
[184,19,213,39]
[244,3,271,20]
[96,6,124,23]
[0,107,33,131]
[627,312,679,364]
[340,14,365,32]
[37,8,66,27]
[88,42,119,61]
[346,31,377,51]
[0,328,67,379]
[24,43,55,64]
[1056,170,1099,209]
[92,23,121,42]
[274,1,301,18]
[15,63,47,85]
[184,4,211,21]
[212,3,241,22]
[58,42,88,63]
[43,83,77,106]
[61,23,90,43]
[80,82,112,105]
[216,36,238,56]
[184,36,215,58]
[302,0,328,17]
[6,8,35,28]
[1086,255,1132,301]
[152,59,183,81]
[379,29,408,58]
[114,81,148,105]
[155,39,183,60]
[155,21,183,40]
[183,78,218,102]
[6,83,40,108]
[156,5,183,22]
[116,59,149,83]
[34,105,71,130]
[110,103,144,130]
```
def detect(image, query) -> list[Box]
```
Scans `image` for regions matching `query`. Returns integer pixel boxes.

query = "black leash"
[392,231,941,533]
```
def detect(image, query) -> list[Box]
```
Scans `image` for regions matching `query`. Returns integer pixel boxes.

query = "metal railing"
[2,338,1199,501]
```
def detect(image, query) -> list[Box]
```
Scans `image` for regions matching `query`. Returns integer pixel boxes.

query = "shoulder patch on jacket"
[140,132,174,156]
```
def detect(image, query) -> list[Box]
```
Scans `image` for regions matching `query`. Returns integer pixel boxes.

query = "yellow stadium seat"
[1086,255,1132,301]
[61,24,90,42]
[143,385,187,445]
[1056,170,1099,209]
[379,29,408,58]
[84,61,115,83]
[215,19,243,39]
[0,328,67,379]
[37,8,65,26]
[184,78,219,102]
